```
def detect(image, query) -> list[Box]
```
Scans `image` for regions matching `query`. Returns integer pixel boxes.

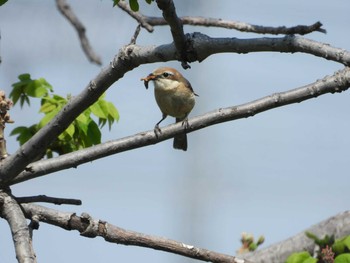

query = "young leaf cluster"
[286,233,350,263]
[9,74,119,158]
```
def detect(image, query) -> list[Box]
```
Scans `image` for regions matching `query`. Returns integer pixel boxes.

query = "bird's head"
[141,67,183,89]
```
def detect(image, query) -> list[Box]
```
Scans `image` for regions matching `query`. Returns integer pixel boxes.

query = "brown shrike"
[141,67,198,151]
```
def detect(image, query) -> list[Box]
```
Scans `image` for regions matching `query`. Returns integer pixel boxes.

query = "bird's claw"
[154,125,162,138]
[182,119,190,130]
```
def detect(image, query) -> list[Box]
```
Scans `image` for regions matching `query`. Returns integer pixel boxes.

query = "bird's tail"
[173,118,188,151]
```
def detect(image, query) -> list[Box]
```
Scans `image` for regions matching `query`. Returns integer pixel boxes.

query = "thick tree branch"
[1,34,349,185]
[56,0,102,65]
[21,203,248,263]
[145,17,326,35]
[246,210,350,263]
[187,33,350,64]
[15,195,82,206]
[0,190,37,263]
[155,0,190,68]
[9,67,350,185]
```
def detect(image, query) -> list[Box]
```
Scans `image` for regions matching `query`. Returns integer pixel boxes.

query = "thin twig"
[9,67,350,185]
[0,190,37,263]
[15,195,82,205]
[155,0,190,69]
[117,1,154,32]
[21,203,250,263]
[145,17,326,35]
[129,24,142,45]
[56,0,102,65]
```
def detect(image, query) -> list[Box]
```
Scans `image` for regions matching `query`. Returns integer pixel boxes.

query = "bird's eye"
[162,72,170,78]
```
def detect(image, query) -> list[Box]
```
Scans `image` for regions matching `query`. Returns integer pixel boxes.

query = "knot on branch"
[79,212,98,238]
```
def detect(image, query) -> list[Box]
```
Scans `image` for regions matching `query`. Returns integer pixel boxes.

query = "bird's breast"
[154,80,195,119]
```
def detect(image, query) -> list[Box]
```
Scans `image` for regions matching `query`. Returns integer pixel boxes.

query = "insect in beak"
[140,74,156,89]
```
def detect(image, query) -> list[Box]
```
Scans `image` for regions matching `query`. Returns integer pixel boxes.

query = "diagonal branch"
[0,190,37,263]
[56,0,102,65]
[155,0,190,68]
[21,203,249,263]
[144,17,326,35]
[1,34,349,185]
[9,67,350,185]
[19,204,350,263]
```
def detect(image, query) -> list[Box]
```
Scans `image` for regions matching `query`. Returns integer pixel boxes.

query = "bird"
[141,67,198,151]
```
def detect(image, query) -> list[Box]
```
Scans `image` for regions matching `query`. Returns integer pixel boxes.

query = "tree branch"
[187,33,350,64]
[15,195,82,206]
[9,67,350,185]
[0,190,37,263]
[117,1,154,32]
[145,17,326,35]
[1,34,349,185]
[56,0,102,65]
[19,204,350,263]
[245,210,350,263]
[117,1,325,35]
[21,203,249,263]
[155,0,190,68]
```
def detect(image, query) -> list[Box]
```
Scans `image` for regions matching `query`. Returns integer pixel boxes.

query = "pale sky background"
[0,1,350,263]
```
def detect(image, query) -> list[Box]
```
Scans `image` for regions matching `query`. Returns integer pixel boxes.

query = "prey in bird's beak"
[140,73,157,89]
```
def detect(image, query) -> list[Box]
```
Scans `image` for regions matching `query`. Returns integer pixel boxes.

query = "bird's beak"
[140,73,156,89]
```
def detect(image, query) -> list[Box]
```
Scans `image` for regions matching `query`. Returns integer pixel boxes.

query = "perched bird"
[141,67,198,151]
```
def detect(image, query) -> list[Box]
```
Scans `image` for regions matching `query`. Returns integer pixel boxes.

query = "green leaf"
[286,252,316,263]
[10,125,37,145]
[335,254,350,263]
[113,0,120,7]
[333,236,350,254]
[129,0,139,11]
[10,126,29,136]
[40,101,58,113]
[90,102,107,119]
[58,123,75,140]
[20,95,30,107]
[9,87,22,105]
[18,73,31,82]
[304,258,317,263]
[145,0,153,4]
[107,102,119,121]
[26,80,51,98]
[0,0,8,6]
[38,108,60,128]
[343,236,350,250]
[65,124,75,138]
[87,121,101,144]
[76,121,89,136]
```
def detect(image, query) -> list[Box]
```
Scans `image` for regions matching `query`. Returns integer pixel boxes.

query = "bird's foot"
[154,124,162,138]
[182,118,189,130]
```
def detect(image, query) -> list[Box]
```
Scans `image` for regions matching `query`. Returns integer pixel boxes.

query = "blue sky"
[0,1,350,262]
